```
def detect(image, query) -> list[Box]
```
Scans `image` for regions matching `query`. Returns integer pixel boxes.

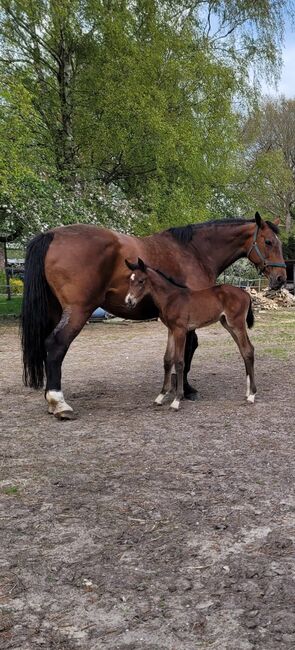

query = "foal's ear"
[137,257,147,272]
[125,259,138,271]
[255,211,264,229]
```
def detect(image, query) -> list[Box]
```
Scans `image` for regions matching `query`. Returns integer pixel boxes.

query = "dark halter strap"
[247,225,286,273]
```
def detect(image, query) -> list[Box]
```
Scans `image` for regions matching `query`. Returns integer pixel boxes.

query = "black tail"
[246,299,255,329]
[21,232,54,388]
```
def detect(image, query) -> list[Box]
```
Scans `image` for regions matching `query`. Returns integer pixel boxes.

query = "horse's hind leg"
[45,305,91,419]
[155,331,174,405]
[220,316,256,403]
[183,330,199,400]
[173,331,199,400]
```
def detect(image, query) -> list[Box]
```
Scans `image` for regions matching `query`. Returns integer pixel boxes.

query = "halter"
[247,225,286,274]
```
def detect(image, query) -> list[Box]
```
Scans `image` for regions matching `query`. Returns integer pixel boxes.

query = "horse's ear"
[137,257,147,272]
[255,211,264,229]
[125,259,138,271]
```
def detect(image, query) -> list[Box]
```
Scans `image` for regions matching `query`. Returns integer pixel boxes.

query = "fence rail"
[0,283,23,298]
[221,276,268,291]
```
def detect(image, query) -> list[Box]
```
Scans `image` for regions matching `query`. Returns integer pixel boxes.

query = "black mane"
[154,267,187,289]
[167,218,279,245]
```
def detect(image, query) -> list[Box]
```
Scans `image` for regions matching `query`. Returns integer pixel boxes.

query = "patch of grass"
[0,296,22,317]
[2,486,19,495]
[263,347,289,360]
[254,333,295,346]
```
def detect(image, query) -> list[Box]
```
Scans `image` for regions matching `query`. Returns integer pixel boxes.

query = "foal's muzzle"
[125,293,137,308]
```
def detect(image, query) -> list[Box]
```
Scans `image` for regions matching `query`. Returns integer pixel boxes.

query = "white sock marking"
[46,390,73,415]
[155,393,165,405]
[247,393,256,403]
[170,398,180,411]
[246,375,250,397]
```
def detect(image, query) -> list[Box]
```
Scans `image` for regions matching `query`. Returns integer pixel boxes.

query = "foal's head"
[125,258,150,307]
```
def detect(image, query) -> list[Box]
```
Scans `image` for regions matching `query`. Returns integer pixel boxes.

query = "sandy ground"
[0,310,295,650]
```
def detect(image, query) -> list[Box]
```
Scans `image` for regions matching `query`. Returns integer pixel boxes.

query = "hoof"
[46,391,74,420]
[172,375,198,401]
[184,388,198,402]
[54,409,75,421]
[247,394,256,404]
[170,399,180,411]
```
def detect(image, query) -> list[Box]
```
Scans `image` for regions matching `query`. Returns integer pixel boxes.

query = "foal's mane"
[167,218,279,246]
[153,267,187,289]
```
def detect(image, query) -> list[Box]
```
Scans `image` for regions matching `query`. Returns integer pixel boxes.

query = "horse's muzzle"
[269,274,286,290]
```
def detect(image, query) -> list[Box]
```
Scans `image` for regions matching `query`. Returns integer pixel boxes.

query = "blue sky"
[265,25,295,97]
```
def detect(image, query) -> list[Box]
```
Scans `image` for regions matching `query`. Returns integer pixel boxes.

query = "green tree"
[0,1,294,236]
[237,98,295,233]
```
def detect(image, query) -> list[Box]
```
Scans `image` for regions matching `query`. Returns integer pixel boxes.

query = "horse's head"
[247,212,286,290]
[125,258,149,307]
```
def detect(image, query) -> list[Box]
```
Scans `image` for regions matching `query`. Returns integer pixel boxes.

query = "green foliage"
[283,234,295,259]
[0,1,294,237]
[235,98,295,231]
[233,148,293,220]
[10,278,23,295]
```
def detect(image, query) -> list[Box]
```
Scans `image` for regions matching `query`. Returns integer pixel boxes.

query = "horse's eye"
[139,279,145,285]
[265,239,272,246]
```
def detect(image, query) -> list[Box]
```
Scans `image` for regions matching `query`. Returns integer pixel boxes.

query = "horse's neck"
[147,273,177,311]
[191,223,254,278]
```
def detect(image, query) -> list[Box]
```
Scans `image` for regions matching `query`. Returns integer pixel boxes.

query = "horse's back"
[44,225,123,305]
[50,223,120,246]
[44,224,155,316]
[48,223,144,262]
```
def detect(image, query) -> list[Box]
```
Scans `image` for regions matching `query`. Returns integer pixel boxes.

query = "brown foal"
[125,258,256,410]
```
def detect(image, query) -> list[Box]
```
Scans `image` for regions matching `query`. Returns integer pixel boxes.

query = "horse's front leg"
[155,330,174,405]
[183,330,199,400]
[170,329,186,411]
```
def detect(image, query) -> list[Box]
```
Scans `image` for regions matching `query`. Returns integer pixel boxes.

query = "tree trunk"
[285,209,292,233]
[0,243,5,271]
[56,29,76,186]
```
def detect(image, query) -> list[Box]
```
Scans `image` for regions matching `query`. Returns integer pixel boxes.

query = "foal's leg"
[170,329,186,411]
[221,316,256,403]
[45,305,92,419]
[155,331,175,405]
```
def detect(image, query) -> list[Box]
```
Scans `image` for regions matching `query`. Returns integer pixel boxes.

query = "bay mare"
[21,212,286,419]
[125,258,256,411]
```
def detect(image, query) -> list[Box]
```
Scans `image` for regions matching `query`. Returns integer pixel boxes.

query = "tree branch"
[3,4,61,64]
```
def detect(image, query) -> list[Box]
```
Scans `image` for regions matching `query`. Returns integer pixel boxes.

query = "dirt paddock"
[0,311,295,650]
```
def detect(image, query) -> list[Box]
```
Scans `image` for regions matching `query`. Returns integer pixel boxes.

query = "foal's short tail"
[246,299,255,329]
[21,232,54,388]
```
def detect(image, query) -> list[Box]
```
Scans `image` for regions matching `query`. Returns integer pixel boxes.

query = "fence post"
[4,241,11,301]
